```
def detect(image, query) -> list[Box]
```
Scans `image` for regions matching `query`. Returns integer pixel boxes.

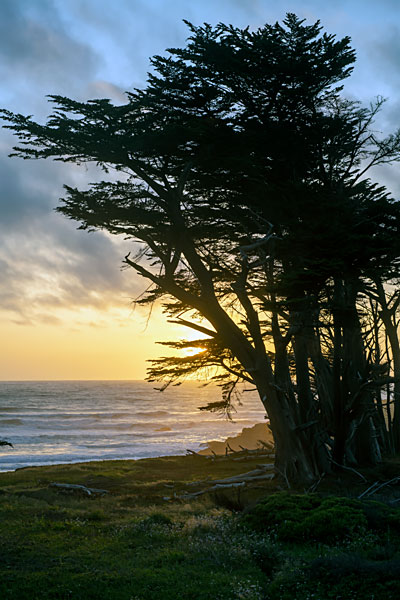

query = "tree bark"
[333,278,381,466]
[374,280,400,453]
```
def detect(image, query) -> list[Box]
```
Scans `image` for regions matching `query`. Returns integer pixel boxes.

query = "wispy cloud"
[1,0,400,334]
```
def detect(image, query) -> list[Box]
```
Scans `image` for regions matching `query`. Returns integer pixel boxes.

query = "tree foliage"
[3,14,400,483]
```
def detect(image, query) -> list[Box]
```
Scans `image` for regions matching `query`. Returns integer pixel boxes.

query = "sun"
[182,347,205,357]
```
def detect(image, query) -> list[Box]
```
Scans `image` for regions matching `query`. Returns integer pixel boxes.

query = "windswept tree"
[3,14,400,483]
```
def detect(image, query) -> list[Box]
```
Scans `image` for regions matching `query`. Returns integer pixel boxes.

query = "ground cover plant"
[1,455,400,600]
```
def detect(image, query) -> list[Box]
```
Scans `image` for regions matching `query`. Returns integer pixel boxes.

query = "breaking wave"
[0,380,265,471]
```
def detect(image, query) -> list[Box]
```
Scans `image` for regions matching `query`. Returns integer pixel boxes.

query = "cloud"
[367,24,400,88]
[1,0,400,334]
[0,0,100,105]
[0,142,62,230]
[0,213,144,325]
[82,81,127,104]
[0,0,142,326]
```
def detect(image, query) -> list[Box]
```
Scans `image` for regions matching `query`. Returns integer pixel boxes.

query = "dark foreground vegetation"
[1,454,400,600]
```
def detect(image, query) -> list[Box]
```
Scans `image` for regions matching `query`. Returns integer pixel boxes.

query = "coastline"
[0,422,274,473]
[0,380,267,473]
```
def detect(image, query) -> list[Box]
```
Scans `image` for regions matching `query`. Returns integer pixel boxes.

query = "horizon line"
[0,378,213,383]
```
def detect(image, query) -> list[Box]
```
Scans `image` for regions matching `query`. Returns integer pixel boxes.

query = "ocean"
[0,380,266,472]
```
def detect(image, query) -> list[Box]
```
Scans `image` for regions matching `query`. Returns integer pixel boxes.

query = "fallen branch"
[358,480,380,499]
[175,467,275,500]
[257,439,274,450]
[307,473,325,494]
[210,471,274,485]
[186,449,207,457]
[238,446,273,455]
[330,459,367,482]
[186,464,274,487]
[181,482,246,499]
[197,446,274,459]
[358,476,400,499]
[232,454,274,461]
[49,483,109,496]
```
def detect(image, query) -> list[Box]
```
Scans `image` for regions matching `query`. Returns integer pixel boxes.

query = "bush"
[242,492,320,533]
[290,497,367,542]
[361,500,400,533]
[243,493,367,542]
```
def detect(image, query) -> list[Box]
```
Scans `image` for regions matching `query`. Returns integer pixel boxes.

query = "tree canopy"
[3,14,400,483]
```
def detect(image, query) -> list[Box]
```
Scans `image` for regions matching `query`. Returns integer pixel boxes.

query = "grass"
[0,454,400,599]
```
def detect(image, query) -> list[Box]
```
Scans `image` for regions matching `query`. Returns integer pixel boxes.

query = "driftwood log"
[232,454,275,461]
[186,449,207,457]
[186,444,275,461]
[176,464,275,500]
[48,483,109,496]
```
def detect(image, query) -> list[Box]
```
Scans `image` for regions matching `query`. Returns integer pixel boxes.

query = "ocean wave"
[135,410,169,417]
[81,442,136,449]
[13,412,104,420]
[0,381,265,471]
[41,412,131,420]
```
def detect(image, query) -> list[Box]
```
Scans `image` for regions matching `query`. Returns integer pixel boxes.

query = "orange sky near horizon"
[1,304,203,381]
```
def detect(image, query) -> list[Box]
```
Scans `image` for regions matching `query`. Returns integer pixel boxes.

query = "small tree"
[3,14,400,483]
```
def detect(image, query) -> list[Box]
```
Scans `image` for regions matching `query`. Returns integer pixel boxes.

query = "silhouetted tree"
[3,14,400,482]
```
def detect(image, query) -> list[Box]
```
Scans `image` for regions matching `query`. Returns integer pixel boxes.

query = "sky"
[1,0,400,380]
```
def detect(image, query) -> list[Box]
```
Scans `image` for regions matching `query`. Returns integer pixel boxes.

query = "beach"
[0,380,266,472]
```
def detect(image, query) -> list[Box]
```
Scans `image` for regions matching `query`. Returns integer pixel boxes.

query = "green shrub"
[361,500,400,533]
[243,493,368,542]
[289,497,367,542]
[242,492,320,533]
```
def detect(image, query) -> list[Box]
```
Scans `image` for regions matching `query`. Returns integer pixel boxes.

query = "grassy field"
[1,453,400,600]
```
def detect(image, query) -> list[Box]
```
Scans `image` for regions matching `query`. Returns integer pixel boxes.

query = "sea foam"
[0,380,266,471]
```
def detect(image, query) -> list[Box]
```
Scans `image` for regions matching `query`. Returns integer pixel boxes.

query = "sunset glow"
[0,305,200,380]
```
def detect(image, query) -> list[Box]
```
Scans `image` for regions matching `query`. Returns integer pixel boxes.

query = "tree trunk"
[332,278,381,466]
[332,277,348,465]
[369,297,391,453]
[375,282,400,453]
[267,306,331,483]
[308,328,334,432]
[254,375,329,484]
[347,280,381,464]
